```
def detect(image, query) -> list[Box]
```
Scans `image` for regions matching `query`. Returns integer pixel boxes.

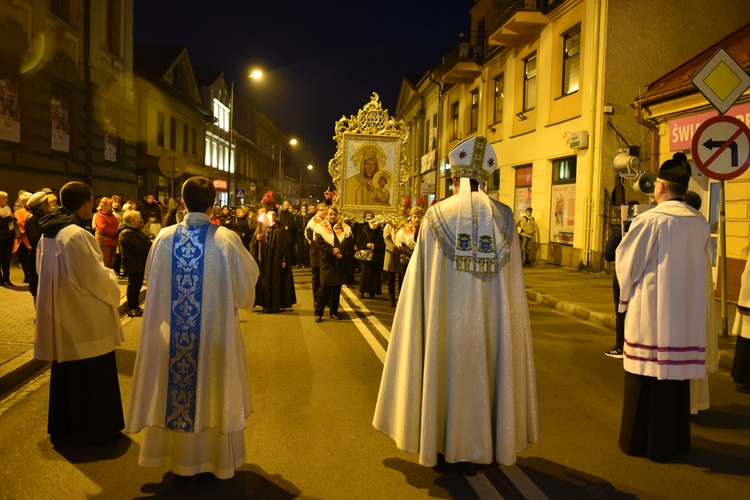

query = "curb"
[526,289,736,374]
[0,286,147,397]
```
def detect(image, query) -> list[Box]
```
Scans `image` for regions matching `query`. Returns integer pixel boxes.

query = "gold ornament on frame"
[328,92,410,225]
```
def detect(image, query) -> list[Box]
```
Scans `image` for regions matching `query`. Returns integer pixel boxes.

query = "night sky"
[134,0,471,192]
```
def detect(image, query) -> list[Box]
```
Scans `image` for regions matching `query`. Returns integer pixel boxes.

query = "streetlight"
[299,164,313,202]
[278,137,297,200]
[228,69,262,205]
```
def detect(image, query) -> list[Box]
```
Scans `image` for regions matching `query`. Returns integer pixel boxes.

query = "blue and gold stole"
[165,223,215,431]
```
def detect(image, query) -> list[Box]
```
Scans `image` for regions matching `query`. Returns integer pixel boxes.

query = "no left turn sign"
[690,115,750,180]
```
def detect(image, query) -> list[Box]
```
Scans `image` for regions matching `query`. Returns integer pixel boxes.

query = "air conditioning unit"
[568,130,589,149]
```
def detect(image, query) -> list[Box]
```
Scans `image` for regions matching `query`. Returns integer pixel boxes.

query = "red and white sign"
[690,115,750,180]
[669,101,750,151]
[213,179,228,190]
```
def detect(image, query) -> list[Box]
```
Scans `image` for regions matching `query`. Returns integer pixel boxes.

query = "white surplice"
[126,212,259,479]
[616,201,710,381]
[373,193,539,467]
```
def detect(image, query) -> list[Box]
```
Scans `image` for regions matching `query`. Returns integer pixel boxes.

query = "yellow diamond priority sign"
[692,48,750,115]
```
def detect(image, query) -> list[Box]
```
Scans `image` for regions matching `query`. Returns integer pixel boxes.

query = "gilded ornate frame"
[328,93,410,224]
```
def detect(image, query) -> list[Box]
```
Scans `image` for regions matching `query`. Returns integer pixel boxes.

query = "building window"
[562,26,581,95]
[550,156,577,245]
[523,53,537,112]
[105,0,122,56]
[205,137,211,165]
[192,128,197,157]
[50,0,70,23]
[183,124,189,155]
[469,89,479,133]
[489,169,500,193]
[169,117,176,150]
[157,111,164,147]
[493,74,504,123]
[172,66,187,94]
[451,101,459,140]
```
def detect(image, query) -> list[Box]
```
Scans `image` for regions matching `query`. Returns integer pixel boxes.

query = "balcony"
[441,42,482,85]
[488,0,549,47]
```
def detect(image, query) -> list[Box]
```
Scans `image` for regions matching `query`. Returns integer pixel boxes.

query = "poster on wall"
[104,118,117,162]
[0,79,21,143]
[51,98,70,152]
[550,183,576,245]
[514,187,532,218]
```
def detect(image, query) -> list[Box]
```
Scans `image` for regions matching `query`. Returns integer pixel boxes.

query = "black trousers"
[16,243,29,281]
[127,272,144,310]
[0,238,12,283]
[311,266,320,304]
[619,372,690,462]
[315,285,341,316]
[385,270,398,299]
[612,273,626,350]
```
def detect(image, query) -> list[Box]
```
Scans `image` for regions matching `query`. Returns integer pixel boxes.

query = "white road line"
[340,284,546,500]
[339,295,386,363]
[503,465,549,499]
[466,474,505,500]
[340,286,391,342]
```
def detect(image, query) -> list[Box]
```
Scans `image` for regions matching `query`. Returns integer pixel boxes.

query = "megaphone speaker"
[634,172,657,194]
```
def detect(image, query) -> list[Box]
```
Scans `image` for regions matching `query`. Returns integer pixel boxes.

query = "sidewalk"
[0,258,145,395]
[522,262,739,373]
[0,259,740,396]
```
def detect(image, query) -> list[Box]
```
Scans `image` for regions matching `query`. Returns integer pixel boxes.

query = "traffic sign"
[690,115,750,180]
[692,48,750,115]
[158,150,187,178]
[235,188,245,198]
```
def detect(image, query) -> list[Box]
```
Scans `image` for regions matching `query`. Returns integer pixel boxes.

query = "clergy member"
[373,136,539,474]
[126,176,260,480]
[616,152,710,462]
[35,181,125,445]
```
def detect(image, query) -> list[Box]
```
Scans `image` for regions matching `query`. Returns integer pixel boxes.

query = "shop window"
[550,156,577,245]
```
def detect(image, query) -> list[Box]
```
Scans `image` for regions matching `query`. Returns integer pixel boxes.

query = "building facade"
[396,0,750,271]
[0,0,137,199]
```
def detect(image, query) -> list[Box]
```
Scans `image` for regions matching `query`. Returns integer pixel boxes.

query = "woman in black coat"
[251,207,297,313]
[118,210,152,317]
[356,212,385,299]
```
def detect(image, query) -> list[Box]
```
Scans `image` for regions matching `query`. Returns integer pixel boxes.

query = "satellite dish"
[634,172,657,194]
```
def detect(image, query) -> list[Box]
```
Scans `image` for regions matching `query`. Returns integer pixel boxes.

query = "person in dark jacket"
[118,210,152,317]
[24,191,50,305]
[356,211,385,299]
[295,203,309,267]
[231,205,252,250]
[313,206,354,322]
[0,191,14,286]
[251,206,296,313]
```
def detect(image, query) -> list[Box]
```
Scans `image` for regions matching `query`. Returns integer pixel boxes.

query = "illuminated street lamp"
[299,164,313,201]
[228,69,262,205]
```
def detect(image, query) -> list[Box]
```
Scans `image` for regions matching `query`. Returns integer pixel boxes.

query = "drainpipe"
[428,72,444,198]
[580,0,603,268]
[635,104,660,174]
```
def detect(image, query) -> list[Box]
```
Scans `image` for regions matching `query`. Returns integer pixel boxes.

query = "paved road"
[0,268,748,499]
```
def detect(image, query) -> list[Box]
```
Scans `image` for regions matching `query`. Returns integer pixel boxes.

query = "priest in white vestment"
[126,176,259,480]
[373,136,539,472]
[616,153,710,462]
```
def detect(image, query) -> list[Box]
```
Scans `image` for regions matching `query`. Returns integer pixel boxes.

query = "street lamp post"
[299,164,313,202]
[227,70,262,206]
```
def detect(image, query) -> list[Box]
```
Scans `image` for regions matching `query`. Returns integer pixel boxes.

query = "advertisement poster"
[514,165,533,217]
[0,79,21,143]
[51,98,70,152]
[104,118,117,162]
[550,183,576,245]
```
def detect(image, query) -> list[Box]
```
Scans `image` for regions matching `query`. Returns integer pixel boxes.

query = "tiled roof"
[633,23,750,107]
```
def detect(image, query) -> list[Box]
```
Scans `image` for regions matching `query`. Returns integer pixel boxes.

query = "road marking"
[503,465,549,499]
[339,291,386,363]
[341,286,392,342]
[466,473,505,499]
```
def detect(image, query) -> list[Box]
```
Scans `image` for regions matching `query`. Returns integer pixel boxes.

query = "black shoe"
[4,280,13,287]
[330,314,340,320]
[359,293,364,299]
[369,293,375,299]
[604,347,623,358]
[390,299,396,308]
[135,306,144,313]
[314,316,322,323]
[128,309,143,317]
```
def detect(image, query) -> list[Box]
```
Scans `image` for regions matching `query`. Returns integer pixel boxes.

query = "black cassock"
[252,223,297,313]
